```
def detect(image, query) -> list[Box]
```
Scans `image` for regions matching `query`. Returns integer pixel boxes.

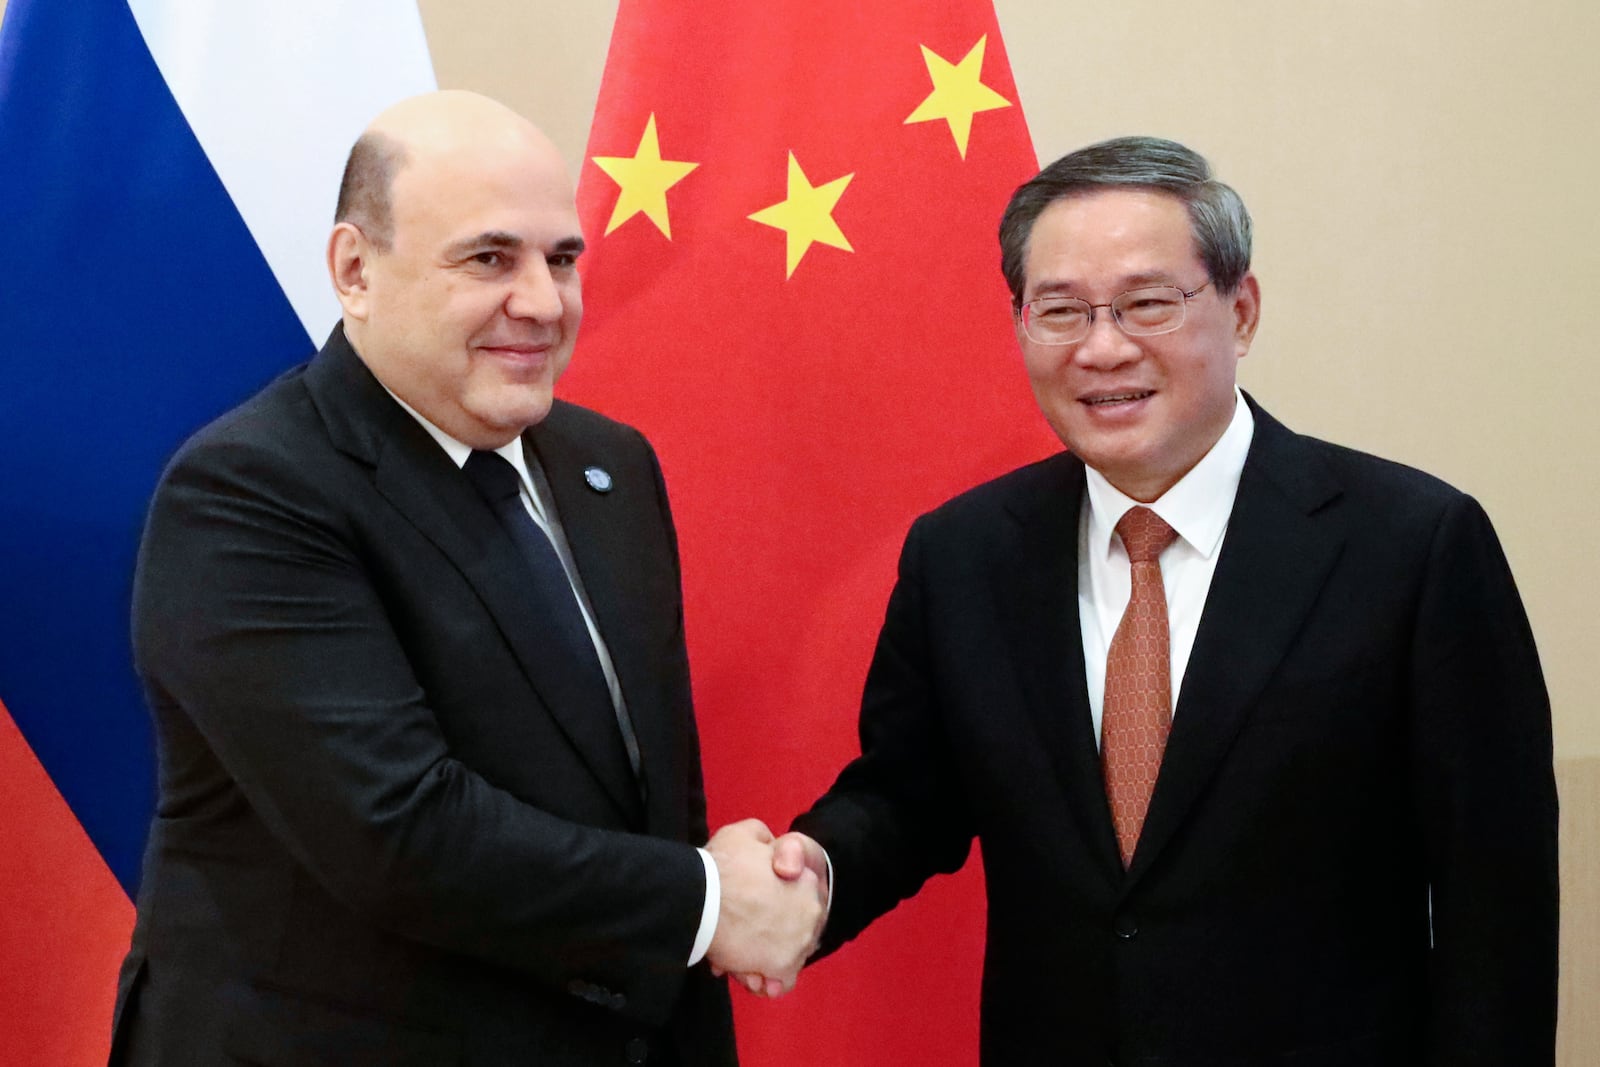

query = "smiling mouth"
[482,342,551,354]
[478,343,557,367]
[1083,390,1154,406]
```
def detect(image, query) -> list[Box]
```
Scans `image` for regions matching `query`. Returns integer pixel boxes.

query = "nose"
[505,258,565,322]
[1071,309,1141,370]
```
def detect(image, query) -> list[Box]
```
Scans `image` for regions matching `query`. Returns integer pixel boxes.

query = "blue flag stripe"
[0,0,315,894]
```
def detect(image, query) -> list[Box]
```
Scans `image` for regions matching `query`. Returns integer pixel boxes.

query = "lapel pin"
[584,466,614,493]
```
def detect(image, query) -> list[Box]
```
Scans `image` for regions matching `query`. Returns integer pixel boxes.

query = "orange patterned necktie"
[1101,506,1179,868]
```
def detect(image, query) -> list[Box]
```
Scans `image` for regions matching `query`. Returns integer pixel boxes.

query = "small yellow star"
[747,153,855,279]
[904,35,1013,159]
[591,113,700,238]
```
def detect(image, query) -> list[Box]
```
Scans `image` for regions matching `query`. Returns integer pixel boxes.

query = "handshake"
[704,819,830,997]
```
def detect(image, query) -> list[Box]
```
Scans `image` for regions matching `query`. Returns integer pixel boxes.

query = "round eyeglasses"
[1017,280,1211,345]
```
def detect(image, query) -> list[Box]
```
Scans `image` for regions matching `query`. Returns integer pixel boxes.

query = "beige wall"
[1559,758,1600,1063]
[420,2,1597,1059]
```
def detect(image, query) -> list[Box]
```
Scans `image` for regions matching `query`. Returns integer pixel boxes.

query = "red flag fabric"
[0,701,134,1064]
[568,1,1056,1061]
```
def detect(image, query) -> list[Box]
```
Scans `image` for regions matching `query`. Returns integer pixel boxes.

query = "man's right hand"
[704,819,826,996]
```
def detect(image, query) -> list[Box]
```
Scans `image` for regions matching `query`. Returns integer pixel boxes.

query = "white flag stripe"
[128,0,437,340]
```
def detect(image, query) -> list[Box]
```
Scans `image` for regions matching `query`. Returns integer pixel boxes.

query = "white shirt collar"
[381,386,535,487]
[1084,388,1255,561]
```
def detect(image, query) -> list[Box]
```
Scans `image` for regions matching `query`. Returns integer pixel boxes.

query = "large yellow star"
[747,153,855,279]
[904,35,1013,159]
[591,113,699,238]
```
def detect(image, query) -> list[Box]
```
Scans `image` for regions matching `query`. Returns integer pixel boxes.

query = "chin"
[1070,440,1156,483]
[493,410,549,437]
[483,384,554,423]
[1056,425,1137,467]
[511,396,556,430]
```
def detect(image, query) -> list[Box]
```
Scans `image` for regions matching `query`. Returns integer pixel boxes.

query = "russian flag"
[0,1,434,1059]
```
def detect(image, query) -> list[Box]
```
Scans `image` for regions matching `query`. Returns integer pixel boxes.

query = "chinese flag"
[566,1,1056,1062]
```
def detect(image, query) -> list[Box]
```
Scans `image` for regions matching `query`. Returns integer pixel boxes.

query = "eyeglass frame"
[1014,279,1213,345]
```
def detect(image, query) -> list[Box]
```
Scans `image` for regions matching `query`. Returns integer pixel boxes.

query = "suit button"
[625,1037,649,1063]
[610,992,628,1011]
[1113,913,1138,939]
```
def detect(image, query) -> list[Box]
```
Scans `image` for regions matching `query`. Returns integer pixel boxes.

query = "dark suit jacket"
[794,398,1557,1066]
[111,327,736,1066]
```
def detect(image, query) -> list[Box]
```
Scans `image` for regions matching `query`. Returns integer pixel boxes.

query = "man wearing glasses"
[762,137,1558,1063]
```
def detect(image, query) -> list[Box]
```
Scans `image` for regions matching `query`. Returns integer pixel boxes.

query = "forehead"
[1023,188,1199,292]
[389,136,580,246]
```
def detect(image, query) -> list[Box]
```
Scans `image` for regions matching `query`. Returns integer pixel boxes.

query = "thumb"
[771,834,810,880]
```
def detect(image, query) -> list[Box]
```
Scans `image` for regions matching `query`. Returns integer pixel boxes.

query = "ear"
[1230,271,1261,359]
[328,222,373,320]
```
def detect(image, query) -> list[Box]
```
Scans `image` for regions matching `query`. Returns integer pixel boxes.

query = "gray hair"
[999,136,1251,305]
[334,131,409,252]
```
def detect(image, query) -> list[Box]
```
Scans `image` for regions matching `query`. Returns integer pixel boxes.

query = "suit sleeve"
[792,516,977,953]
[645,436,711,849]
[132,432,705,1026]
[1409,494,1558,1063]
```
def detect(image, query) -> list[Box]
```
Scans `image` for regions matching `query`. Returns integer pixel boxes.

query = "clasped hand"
[704,819,829,997]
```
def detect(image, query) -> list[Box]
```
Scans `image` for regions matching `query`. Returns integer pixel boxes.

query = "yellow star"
[904,35,1013,159]
[747,152,855,279]
[591,113,699,238]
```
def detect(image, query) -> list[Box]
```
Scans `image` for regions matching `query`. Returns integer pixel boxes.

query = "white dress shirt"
[386,392,719,967]
[1079,389,1255,745]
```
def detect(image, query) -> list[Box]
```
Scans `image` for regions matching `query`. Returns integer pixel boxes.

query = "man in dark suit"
[111,90,821,1066]
[757,137,1558,1063]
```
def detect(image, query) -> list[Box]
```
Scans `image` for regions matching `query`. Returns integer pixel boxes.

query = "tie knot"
[1116,506,1177,563]
[462,449,523,504]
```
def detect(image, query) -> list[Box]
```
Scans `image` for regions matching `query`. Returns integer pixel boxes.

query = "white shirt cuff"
[688,846,719,966]
[821,845,834,920]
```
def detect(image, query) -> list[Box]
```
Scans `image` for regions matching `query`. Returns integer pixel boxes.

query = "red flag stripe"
[0,700,134,1066]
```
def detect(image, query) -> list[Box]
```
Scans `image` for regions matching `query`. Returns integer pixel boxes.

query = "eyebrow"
[445,231,522,259]
[1119,270,1178,287]
[443,232,587,259]
[1029,270,1180,297]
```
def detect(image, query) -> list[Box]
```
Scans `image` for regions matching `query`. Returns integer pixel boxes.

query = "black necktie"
[461,449,642,782]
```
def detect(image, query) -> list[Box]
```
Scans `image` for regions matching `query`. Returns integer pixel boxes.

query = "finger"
[764,976,787,998]
[737,817,775,843]
[707,817,774,849]
[741,972,767,996]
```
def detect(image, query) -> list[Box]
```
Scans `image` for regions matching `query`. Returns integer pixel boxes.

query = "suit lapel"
[996,456,1126,883]
[529,412,678,836]
[304,331,642,825]
[1125,401,1345,886]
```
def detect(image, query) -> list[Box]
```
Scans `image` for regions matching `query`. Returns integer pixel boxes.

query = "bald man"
[109,92,819,1067]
